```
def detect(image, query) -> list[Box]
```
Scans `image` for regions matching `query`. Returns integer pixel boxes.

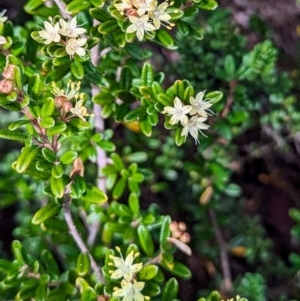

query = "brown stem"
[63,194,105,283]
[221,80,237,118]
[209,208,233,295]
[52,0,69,18]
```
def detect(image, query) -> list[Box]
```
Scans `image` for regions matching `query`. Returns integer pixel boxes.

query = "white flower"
[59,17,86,38]
[181,116,209,144]
[126,15,156,41]
[132,0,155,15]
[113,279,145,301]
[0,36,7,45]
[109,249,143,281]
[162,97,192,125]
[0,9,8,23]
[190,91,214,118]
[70,98,93,121]
[65,37,87,58]
[115,0,133,12]
[38,18,61,45]
[149,2,174,29]
[52,81,81,100]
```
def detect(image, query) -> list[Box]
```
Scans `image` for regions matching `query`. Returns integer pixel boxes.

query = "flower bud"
[0,79,13,94]
[54,96,67,108]
[3,65,15,80]
[62,101,73,113]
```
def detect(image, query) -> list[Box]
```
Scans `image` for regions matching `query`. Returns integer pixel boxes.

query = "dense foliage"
[0,0,299,300]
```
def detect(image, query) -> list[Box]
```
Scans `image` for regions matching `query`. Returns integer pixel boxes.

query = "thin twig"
[86,21,110,247]
[221,80,237,118]
[63,194,105,283]
[209,208,233,295]
[52,0,69,18]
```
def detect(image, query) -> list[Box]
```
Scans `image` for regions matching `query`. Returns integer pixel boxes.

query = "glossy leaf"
[162,278,179,301]
[82,186,108,204]
[32,202,61,225]
[137,224,154,256]
[15,146,40,173]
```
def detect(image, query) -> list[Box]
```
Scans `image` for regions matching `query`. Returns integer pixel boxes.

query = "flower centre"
[67,28,74,36]
[136,20,144,28]
[69,42,78,50]
[153,11,161,17]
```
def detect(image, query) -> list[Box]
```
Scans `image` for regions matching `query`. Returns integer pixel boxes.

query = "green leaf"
[177,21,190,36]
[160,215,171,251]
[97,140,116,152]
[173,80,185,100]
[66,0,90,14]
[162,278,179,301]
[8,120,31,131]
[125,152,148,163]
[198,0,218,10]
[40,116,55,128]
[84,61,109,87]
[289,208,300,223]
[98,20,119,34]
[124,43,149,60]
[32,202,61,225]
[183,86,194,102]
[141,62,154,86]
[71,60,85,79]
[117,90,136,103]
[45,65,70,84]
[0,129,28,141]
[24,0,43,12]
[50,176,65,198]
[89,8,111,22]
[111,153,124,171]
[36,283,47,301]
[12,240,25,263]
[205,90,223,104]
[137,225,154,256]
[0,259,13,273]
[15,146,40,173]
[42,148,56,163]
[128,193,140,216]
[224,54,236,78]
[51,164,64,178]
[93,90,114,105]
[28,74,40,101]
[120,66,133,90]
[158,93,173,106]
[175,126,185,146]
[42,217,68,233]
[112,177,126,199]
[77,253,90,276]
[156,30,174,48]
[161,261,192,279]
[47,121,67,136]
[140,119,152,137]
[60,150,77,165]
[82,186,108,204]
[139,265,158,280]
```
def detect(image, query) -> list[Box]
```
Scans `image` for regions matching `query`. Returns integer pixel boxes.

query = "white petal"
[76,47,86,57]
[127,24,137,34]
[133,292,144,301]
[136,28,144,41]
[111,269,123,279]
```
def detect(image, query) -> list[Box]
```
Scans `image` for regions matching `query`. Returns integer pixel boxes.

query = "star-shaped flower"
[126,15,156,41]
[189,91,214,118]
[109,249,143,281]
[149,2,174,30]
[181,115,209,144]
[113,279,145,301]
[65,38,87,58]
[162,97,192,125]
[114,0,134,12]
[38,18,61,45]
[52,81,81,100]
[59,16,86,38]
[70,98,93,121]
[132,0,155,15]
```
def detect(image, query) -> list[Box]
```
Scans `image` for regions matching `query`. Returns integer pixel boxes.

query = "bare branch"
[63,195,105,283]
[209,208,233,295]
[52,0,69,18]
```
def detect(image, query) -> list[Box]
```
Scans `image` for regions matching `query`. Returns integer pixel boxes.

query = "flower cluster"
[109,247,146,301]
[0,64,15,94]
[38,16,87,58]
[162,91,214,144]
[114,0,174,41]
[52,81,93,121]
